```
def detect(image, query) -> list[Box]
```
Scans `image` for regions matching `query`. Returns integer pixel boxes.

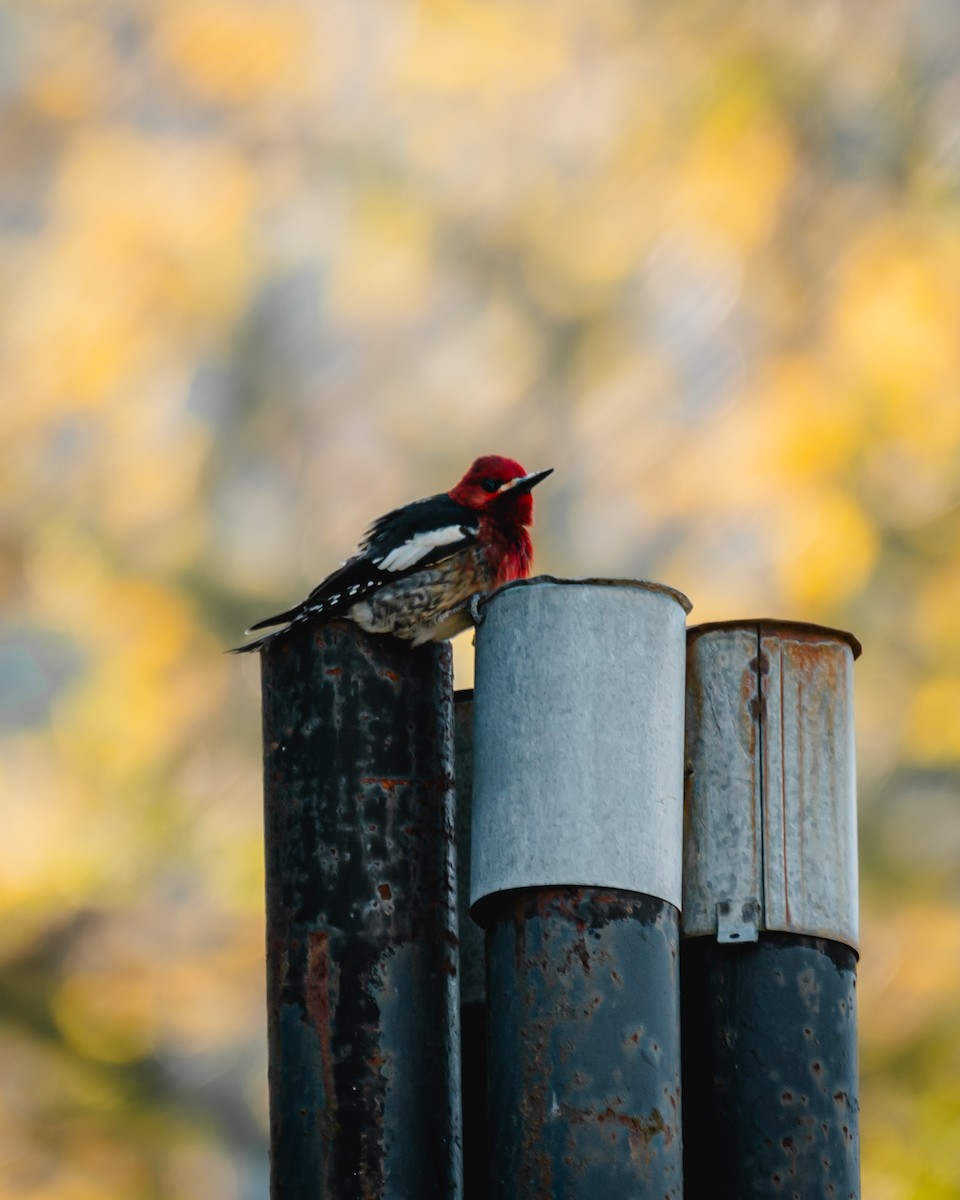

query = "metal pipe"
[471,577,690,1199]
[484,887,682,1198]
[681,620,861,1200]
[261,621,462,1200]
[471,577,691,908]
[454,690,485,1012]
[454,689,488,1200]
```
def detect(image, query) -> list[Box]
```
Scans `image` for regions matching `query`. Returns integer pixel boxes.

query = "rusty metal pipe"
[681,620,861,1200]
[261,622,462,1199]
[471,578,690,1198]
[681,933,858,1199]
[484,887,682,1198]
[454,689,488,1200]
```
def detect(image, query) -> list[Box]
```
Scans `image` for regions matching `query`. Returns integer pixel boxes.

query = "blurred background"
[2,0,960,1195]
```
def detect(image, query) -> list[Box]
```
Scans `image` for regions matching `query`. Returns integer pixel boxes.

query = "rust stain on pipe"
[305,930,337,1112]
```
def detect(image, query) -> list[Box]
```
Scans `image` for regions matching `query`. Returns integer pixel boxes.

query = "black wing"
[359,491,477,559]
[244,493,478,634]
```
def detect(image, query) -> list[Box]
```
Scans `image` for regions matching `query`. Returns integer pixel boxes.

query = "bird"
[231,455,553,652]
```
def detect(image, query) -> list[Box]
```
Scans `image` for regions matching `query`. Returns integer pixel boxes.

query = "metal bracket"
[468,593,487,626]
[716,898,760,944]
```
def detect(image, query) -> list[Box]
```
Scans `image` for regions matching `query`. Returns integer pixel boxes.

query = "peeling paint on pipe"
[485,889,683,1200]
[261,622,462,1199]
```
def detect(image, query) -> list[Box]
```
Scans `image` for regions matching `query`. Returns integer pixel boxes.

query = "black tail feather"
[246,606,301,633]
[227,628,283,654]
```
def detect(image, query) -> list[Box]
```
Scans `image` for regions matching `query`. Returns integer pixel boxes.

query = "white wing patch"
[375,525,468,573]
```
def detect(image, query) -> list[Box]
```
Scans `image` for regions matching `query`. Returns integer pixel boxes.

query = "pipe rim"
[687,617,862,659]
[478,573,693,615]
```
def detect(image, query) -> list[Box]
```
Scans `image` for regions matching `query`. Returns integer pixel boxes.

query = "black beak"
[501,467,554,496]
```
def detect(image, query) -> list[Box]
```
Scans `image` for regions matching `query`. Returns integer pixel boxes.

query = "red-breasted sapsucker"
[231,455,553,652]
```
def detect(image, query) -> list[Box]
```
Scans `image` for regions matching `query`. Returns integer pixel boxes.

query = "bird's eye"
[481,477,500,493]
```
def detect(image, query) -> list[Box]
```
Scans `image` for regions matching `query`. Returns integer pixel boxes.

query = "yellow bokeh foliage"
[773,487,879,609]
[832,228,960,402]
[155,0,317,106]
[394,1,570,97]
[328,189,435,322]
[907,677,960,764]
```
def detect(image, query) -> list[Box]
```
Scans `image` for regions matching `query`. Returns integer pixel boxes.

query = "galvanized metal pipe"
[681,620,861,1200]
[261,622,462,1200]
[471,577,690,1199]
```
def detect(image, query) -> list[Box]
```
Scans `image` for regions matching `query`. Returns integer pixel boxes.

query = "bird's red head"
[448,455,553,525]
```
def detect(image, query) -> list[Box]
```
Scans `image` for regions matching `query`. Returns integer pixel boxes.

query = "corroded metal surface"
[760,630,858,944]
[485,888,683,1200]
[683,625,763,942]
[683,620,859,949]
[454,689,488,1200]
[471,578,689,910]
[454,690,484,1007]
[261,622,462,1200]
[681,933,860,1199]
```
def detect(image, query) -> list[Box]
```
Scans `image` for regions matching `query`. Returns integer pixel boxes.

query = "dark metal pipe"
[261,621,462,1200]
[482,887,682,1200]
[454,689,488,1200]
[471,578,690,1199]
[681,933,858,1199]
[681,620,861,1200]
